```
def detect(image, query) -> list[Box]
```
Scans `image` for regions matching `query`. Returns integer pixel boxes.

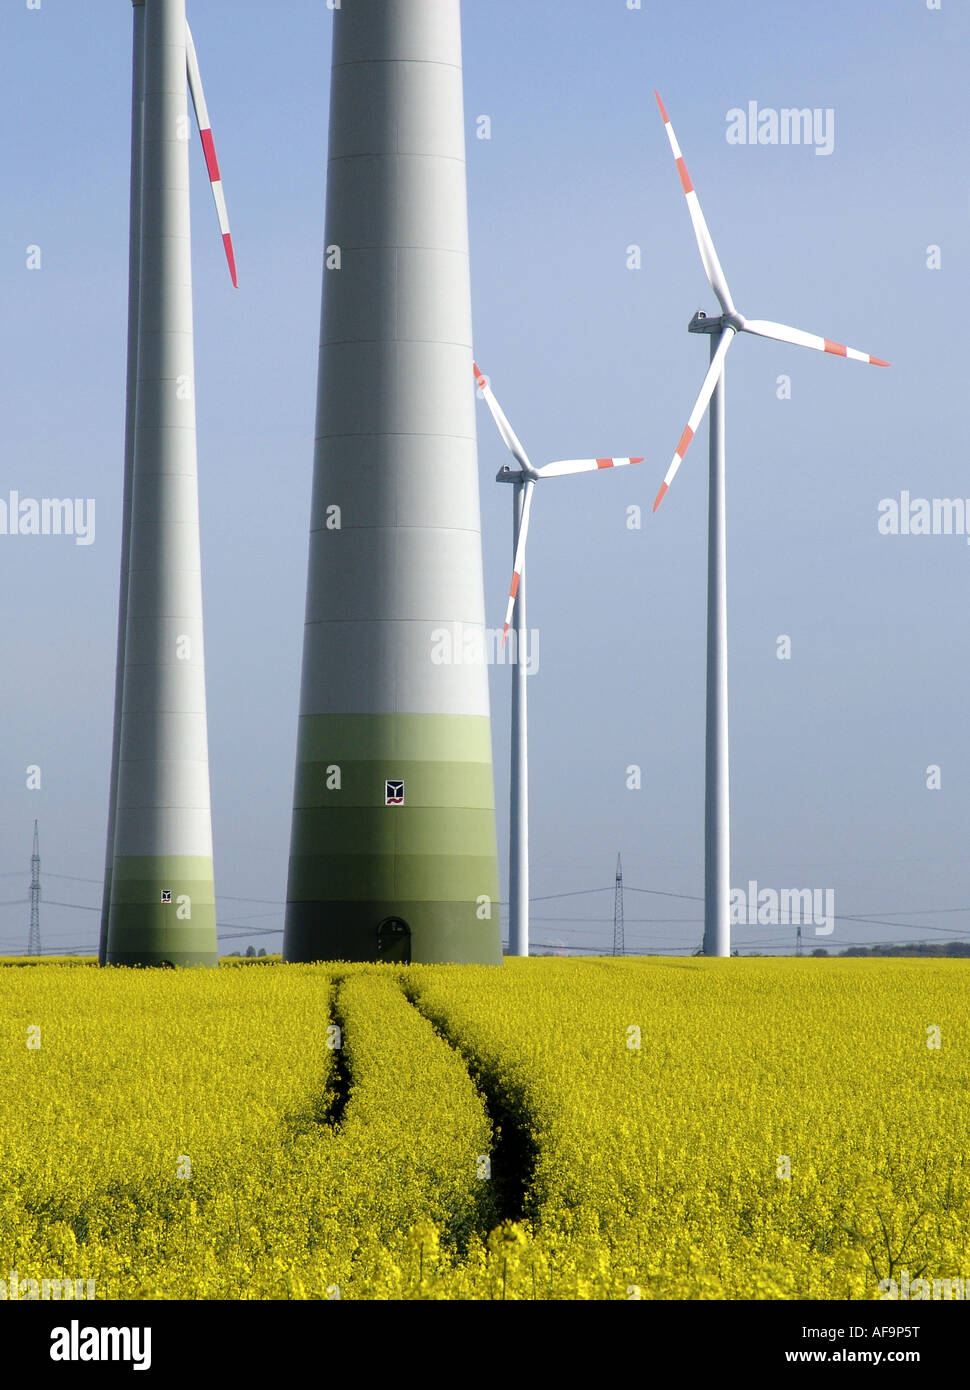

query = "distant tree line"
[829,942,970,958]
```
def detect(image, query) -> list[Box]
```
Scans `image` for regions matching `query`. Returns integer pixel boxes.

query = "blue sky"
[1,0,968,956]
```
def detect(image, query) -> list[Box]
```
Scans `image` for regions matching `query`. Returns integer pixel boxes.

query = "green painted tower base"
[105,856,218,968]
[286,715,500,965]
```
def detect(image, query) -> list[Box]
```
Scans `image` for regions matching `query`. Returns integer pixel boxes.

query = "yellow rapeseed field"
[1,958,966,1299]
[410,957,970,1298]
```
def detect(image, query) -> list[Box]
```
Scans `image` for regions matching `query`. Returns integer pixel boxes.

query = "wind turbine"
[651,90,888,957]
[101,0,237,967]
[474,362,642,956]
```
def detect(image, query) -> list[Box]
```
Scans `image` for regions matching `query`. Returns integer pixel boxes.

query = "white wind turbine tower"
[474,362,642,957]
[651,90,889,958]
[100,0,237,966]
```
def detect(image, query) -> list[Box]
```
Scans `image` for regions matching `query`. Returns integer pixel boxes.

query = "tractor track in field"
[324,981,353,1129]
[400,980,538,1233]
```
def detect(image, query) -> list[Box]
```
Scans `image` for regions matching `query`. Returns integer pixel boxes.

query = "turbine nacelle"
[496,464,528,484]
[688,309,736,334]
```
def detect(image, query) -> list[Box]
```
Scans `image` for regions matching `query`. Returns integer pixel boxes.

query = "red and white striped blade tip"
[653,328,734,513]
[538,456,645,478]
[186,25,237,288]
[653,89,735,316]
[654,422,699,512]
[472,362,534,474]
[222,234,238,289]
[816,340,889,367]
[198,132,237,288]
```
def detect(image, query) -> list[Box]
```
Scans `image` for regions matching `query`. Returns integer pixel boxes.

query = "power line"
[529,888,611,902]
[28,944,98,957]
[626,886,705,902]
[216,895,284,905]
[829,913,970,936]
[841,906,970,917]
[9,862,970,958]
[530,916,703,924]
[215,909,282,923]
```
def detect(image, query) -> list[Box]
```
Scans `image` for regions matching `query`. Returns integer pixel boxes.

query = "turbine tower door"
[376,918,411,964]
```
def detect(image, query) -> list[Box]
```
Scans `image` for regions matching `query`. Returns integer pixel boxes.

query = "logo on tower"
[385,780,405,807]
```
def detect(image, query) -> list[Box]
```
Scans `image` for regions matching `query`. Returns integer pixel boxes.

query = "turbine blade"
[654,91,734,316]
[741,318,889,366]
[502,479,536,646]
[473,363,533,474]
[653,328,735,511]
[185,22,238,288]
[536,457,644,479]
